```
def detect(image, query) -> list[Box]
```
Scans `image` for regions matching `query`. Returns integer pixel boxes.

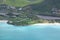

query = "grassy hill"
[25,0,60,17]
[30,0,60,12]
[0,0,44,7]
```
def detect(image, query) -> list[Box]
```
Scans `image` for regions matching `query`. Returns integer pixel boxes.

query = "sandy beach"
[0,20,8,23]
[33,23,60,25]
[0,20,60,26]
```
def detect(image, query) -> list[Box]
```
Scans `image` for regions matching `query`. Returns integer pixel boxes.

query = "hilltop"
[0,0,43,7]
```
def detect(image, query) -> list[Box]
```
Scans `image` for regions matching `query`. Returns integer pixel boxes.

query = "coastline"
[33,23,60,25]
[0,20,8,23]
[0,20,60,26]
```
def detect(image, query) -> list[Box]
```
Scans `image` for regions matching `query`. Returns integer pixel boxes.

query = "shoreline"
[33,23,60,25]
[0,20,8,23]
[0,20,60,26]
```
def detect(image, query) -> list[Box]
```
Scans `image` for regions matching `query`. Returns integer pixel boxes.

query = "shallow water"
[0,22,60,40]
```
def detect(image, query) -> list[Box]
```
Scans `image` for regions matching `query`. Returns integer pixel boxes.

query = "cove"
[0,22,60,40]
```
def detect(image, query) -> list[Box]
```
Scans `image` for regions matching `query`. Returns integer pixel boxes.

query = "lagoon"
[0,22,60,40]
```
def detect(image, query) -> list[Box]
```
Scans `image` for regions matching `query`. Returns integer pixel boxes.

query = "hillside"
[20,0,60,18]
[0,0,60,26]
[0,0,43,7]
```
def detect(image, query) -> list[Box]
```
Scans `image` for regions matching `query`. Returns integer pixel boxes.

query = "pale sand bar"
[33,23,60,25]
[0,20,8,23]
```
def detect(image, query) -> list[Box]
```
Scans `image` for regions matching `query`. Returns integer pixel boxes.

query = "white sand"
[0,20,8,23]
[33,23,60,25]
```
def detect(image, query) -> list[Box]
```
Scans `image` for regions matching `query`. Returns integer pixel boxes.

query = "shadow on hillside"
[29,0,60,12]
[23,0,60,17]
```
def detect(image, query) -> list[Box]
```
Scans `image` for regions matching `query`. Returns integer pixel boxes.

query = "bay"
[0,22,60,40]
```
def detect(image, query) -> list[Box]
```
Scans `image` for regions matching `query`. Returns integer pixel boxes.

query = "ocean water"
[0,22,60,40]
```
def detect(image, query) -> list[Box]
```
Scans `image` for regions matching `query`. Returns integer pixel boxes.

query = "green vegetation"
[31,0,60,16]
[0,0,60,26]
[0,0,44,7]
[0,16,5,20]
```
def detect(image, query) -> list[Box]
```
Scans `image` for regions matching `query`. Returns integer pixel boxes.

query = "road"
[36,15,60,20]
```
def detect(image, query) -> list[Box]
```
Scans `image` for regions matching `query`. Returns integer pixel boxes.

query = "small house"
[51,7,60,14]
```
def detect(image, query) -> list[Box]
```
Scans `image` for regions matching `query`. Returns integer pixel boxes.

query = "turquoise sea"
[0,22,60,40]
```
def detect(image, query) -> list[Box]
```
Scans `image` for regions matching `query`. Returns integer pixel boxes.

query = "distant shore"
[0,20,60,26]
[0,20,8,23]
[33,23,60,25]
